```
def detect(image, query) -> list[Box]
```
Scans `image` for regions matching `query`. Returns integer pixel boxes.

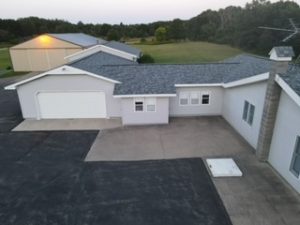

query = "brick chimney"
[256,46,295,161]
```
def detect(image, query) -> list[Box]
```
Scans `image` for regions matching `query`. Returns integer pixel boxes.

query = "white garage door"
[37,91,107,119]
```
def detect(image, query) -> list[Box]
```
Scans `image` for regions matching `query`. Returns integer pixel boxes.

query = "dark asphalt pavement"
[0,79,232,225]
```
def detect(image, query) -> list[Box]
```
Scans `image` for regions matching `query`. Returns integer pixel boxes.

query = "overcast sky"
[1,0,299,24]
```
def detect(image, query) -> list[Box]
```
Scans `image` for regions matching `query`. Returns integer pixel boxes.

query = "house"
[9,33,141,72]
[5,46,300,194]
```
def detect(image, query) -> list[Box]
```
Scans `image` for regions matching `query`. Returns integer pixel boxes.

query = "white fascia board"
[275,75,300,107]
[113,94,176,98]
[4,65,120,90]
[175,83,222,87]
[65,45,137,62]
[64,45,102,61]
[223,73,269,88]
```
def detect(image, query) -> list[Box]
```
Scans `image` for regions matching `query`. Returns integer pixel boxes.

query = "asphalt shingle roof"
[104,41,142,57]
[49,33,106,47]
[71,53,275,95]
[70,51,300,97]
[69,51,137,68]
[272,46,295,58]
[280,64,300,96]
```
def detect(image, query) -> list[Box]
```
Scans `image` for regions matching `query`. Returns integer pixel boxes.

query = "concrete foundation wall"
[17,74,121,119]
[169,87,224,116]
[268,91,300,193]
[222,81,267,148]
[121,98,169,125]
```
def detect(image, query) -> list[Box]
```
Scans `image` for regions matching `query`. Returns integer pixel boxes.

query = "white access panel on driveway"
[37,91,107,119]
[206,158,243,177]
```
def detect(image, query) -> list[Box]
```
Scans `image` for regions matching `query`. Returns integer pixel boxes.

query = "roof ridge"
[69,51,135,66]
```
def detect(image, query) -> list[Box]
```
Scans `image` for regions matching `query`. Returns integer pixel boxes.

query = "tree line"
[0,0,300,55]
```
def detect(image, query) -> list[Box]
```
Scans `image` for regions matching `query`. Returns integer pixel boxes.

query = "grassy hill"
[133,41,243,64]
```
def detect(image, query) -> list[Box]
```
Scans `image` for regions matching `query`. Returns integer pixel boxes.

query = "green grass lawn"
[0,46,27,78]
[0,48,11,70]
[133,41,243,63]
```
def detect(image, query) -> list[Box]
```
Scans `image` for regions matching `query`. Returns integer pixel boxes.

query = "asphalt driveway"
[0,78,232,225]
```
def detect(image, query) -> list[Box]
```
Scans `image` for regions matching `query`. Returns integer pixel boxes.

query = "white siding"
[268,91,300,193]
[121,97,169,125]
[222,81,267,148]
[17,74,121,119]
[170,87,224,116]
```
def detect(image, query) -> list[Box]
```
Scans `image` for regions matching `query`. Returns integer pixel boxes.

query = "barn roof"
[48,33,106,47]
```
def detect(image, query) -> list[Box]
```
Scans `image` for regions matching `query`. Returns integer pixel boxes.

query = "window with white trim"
[242,100,255,125]
[201,93,210,105]
[179,92,189,105]
[134,98,144,112]
[190,92,200,105]
[146,98,156,112]
[290,136,300,177]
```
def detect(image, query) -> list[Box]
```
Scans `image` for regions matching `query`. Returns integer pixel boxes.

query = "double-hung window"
[190,92,200,105]
[146,98,156,112]
[243,100,255,125]
[134,98,156,112]
[134,98,144,112]
[290,136,300,178]
[202,93,210,105]
[179,92,189,105]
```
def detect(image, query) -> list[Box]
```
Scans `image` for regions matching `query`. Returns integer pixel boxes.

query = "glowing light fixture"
[39,35,52,45]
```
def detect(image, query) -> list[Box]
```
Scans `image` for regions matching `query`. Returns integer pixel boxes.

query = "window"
[134,99,144,112]
[134,98,156,112]
[243,100,255,125]
[190,92,200,105]
[179,92,189,105]
[290,136,300,177]
[202,94,210,105]
[146,98,156,112]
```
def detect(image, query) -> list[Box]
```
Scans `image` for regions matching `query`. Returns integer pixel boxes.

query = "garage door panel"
[37,92,106,119]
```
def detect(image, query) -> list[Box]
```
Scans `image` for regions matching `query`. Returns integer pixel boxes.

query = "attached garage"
[5,66,122,120]
[37,91,107,119]
[10,33,105,72]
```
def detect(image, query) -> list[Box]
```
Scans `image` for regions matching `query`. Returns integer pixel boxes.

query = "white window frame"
[134,98,144,112]
[190,92,200,105]
[201,92,210,105]
[242,100,255,126]
[145,98,156,112]
[290,136,300,178]
[179,92,189,106]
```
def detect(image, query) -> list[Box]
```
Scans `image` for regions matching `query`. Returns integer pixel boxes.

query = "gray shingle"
[49,33,106,47]
[272,46,295,58]
[104,41,142,57]
[280,64,300,96]
[71,52,300,97]
[70,51,137,67]
[222,54,273,82]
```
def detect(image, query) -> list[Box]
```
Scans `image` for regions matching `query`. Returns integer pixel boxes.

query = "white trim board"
[275,75,300,107]
[5,65,120,90]
[223,73,269,88]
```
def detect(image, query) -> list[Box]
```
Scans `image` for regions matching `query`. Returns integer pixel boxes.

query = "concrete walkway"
[13,118,122,131]
[86,117,246,161]
[86,117,300,225]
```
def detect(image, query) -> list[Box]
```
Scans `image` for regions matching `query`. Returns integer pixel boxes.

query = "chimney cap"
[269,46,295,61]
